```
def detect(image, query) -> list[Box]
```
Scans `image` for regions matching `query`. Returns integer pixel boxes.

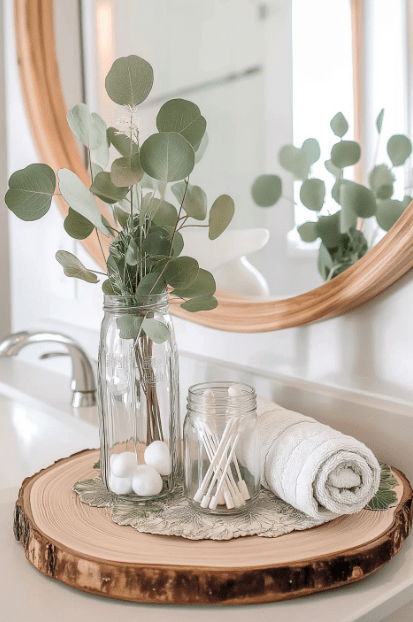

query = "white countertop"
[1,359,412,622]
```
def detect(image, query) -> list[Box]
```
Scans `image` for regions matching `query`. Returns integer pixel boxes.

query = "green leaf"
[325,159,341,178]
[90,172,129,204]
[101,216,118,237]
[251,175,282,207]
[376,109,385,134]
[318,243,333,280]
[340,201,357,234]
[376,199,406,231]
[403,195,412,209]
[387,135,412,167]
[102,279,117,295]
[57,169,109,235]
[297,222,319,243]
[125,238,139,265]
[316,212,341,248]
[116,315,143,339]
[195,131,209,163]
[140,132,195,182]
[110,154,143,187]
[172,231,184,257]
[113,204,130,229]
[66,103,102,150]
[91,112,110,167]
[105,55,154,107]
[151,200,178,228]
[302,138,321,166]
[331,179,351,205]
[369,164,395,199]
[209,194,235,240]
[142,318,170,344]
[366,464,398,511]
[156,98,206,150]
[55,250,98,283]
[300,179,325,211]
[136,272,166,296]
[164,256,199,289]
[107,127,139,157]
[6,163,56,221]
[142,231,171,257]
[180,296,218,312]
[64,207,95,240]
[172,268,216,298]
[331,141,361,168]
[279,145,309,180]
[341,181,376,218]
[330,112,349,138]
[171,182,207,220]
[91,163,103,178]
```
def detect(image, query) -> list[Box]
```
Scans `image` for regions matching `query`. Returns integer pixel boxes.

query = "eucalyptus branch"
[96,229,106,263]
[87,148,94,184]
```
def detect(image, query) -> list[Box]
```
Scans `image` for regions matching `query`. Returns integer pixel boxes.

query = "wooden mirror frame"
[14,0,413,332]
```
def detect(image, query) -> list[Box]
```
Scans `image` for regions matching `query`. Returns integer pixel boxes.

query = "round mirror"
[14,0,413,331]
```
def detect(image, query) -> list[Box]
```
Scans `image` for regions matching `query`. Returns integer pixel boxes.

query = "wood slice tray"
[14,449,413,606]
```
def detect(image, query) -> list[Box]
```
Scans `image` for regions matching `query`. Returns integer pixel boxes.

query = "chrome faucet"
[0,331,97,407]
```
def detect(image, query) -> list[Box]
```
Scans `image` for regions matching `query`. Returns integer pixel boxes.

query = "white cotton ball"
[203,389,215,402]
[228,384,243,397]
[132,465,163,496]
[144,440,172,476]
[111,451,138,478]
[108,473,133,495]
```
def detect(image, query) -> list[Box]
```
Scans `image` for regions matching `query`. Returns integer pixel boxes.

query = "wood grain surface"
[14,0,413,332]
[13,449,413,605]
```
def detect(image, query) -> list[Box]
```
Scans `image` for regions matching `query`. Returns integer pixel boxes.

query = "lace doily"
[73,477,329,540]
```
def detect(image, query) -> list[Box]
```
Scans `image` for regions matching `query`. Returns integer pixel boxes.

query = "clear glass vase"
[97,293,180,500]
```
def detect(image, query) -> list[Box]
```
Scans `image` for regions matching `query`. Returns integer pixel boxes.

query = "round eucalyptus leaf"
[64,208,95,240]
[172,268,216,298]
[90,112,110,167]
[376,108,385,134]
[107,127,139,157]
[318,243,333,280]
[340,200,357,234]
[376,199,406,231]
[278,145,309,180]
[110,154,143,187]
[102,279,117,295]
[136,272,166,296]
[368,164,395,199]
[171,181,207,219]
[90,172,129,204]
[66,103,102,150]
[251,175,282,207]
[6,163,56,221]
[316,212,341,248]
[117,315,143,339]
[302,138,321,166]
[325,159,341,178]
[105,55,154,106]
[57,169,109,236]
[152,200,178,228]
[300,179,325,211]
[387,135,412,167]
[140,132,195,182]
[195,131,209,163]
[209,195,235,240]
[297,222,319,243]
[156,98,206,150]
[91,163,103,178]
[331,141,361,168]
[142,231,171,257]
[142,318,171,344]
[172,231,184,257]
[330,112,349,138]
[164,256,199,289]
[403,195,413,209]
[340,181,376,218]
[55,250,98,283]
[180,296,218,312]
[331,179,351,205]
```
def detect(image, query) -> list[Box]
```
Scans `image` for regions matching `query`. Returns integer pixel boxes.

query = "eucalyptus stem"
[96,229,106,263]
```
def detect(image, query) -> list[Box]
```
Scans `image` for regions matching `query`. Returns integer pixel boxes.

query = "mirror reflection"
[54,0,412,298]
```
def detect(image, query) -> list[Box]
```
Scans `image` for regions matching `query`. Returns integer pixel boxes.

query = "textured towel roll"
[256,397,381,519]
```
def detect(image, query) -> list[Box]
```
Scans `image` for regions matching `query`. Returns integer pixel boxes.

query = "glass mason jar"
[97,293,180,501]
[183,381,260,515]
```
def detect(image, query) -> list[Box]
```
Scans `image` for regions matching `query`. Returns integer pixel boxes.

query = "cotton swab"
[193,417,234,503]
[209,419,247,510]
[201,418,240,508]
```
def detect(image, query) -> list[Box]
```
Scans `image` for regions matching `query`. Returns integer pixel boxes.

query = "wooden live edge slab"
[13,449,413,606]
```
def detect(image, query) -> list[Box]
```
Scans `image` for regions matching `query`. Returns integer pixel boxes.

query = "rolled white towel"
[257,397,381,520]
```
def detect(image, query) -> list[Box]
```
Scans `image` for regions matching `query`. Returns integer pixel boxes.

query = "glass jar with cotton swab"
[183,382,260,515]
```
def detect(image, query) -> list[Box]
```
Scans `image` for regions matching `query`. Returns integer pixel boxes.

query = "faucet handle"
[39,351,97,408]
